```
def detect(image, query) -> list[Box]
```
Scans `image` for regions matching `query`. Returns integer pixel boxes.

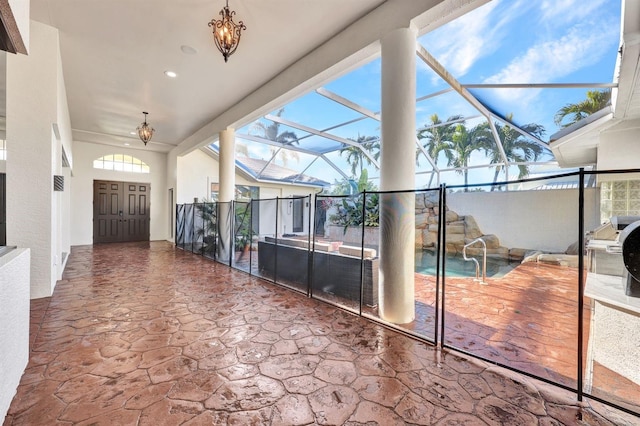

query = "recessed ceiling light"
[130,131,136,135]
[164,70,178,78]
[180,45,197,55]
[124,142,130,146]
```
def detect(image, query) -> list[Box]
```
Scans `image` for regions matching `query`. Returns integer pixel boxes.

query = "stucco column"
[7,22,62,298]
[218,128,235,260]
[379,26,417,324]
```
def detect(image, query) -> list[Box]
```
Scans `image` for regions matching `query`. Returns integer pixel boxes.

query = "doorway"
[292,197,304,233]
[93,180,150,243]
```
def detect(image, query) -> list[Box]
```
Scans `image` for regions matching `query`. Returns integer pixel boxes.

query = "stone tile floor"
[4,242,640,425]
[245,245,639,413]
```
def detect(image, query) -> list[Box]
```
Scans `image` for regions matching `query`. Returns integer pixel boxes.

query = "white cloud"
[425,1,500,77]
[422,0,532,79]
[483,19,618,106]
[540,0,608,23]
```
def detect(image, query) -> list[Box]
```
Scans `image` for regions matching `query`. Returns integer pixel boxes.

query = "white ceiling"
[33,0,638,170]
[30,0,391,152]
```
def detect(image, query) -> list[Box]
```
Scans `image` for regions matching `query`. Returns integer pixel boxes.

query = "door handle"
[119,210,123,217]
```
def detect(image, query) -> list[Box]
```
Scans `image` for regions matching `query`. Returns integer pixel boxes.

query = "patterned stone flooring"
[3,242,639,425]
[245,245,640,413]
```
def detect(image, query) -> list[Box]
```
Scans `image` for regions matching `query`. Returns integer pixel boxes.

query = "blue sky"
[235,0,621,189]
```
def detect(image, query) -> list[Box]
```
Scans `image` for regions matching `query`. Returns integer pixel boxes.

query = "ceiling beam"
[295,115,369,143]
[235,133,321,156]
[237,132,350,181]
[416,44,510,169]
[316,87,380,121]
[320,154,351,181]
[490,113,548,149]
[416,87,454,103]
[316,87,440,172]
[264,114,380,168]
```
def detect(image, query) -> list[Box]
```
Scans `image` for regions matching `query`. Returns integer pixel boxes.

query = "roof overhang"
[548,107,615,168]
[612,0,640,120]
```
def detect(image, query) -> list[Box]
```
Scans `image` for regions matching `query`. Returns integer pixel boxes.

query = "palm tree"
[417,114,464,165]
[250,108,299,166]
[447,123,490,188]
[479,114,545,190]
[339,134,380,176]
[554,89,611,128]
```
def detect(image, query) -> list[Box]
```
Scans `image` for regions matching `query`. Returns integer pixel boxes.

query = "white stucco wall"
[448,188,600,253]
[176,149,319,236]
[0,248,30,421]
[70,141,168,246]
[177,150,219,203]
[6,21,71,298]
[597,119,640,180]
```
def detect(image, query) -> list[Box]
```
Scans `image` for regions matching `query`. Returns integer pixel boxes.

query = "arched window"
[93,154,150,173]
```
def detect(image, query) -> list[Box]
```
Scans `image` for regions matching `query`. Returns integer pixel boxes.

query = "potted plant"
[234,202,254,259]
[194,200,218,255]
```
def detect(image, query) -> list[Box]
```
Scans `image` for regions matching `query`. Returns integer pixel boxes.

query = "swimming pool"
[415,250,517,278]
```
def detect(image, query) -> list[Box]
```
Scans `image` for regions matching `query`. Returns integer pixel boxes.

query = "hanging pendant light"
[208,0,246,63]
[137,112,154,146]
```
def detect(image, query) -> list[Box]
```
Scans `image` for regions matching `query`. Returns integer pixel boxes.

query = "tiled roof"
[236,156,330,187]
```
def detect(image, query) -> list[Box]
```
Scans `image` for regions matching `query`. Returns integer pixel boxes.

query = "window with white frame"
[93,154,150,173]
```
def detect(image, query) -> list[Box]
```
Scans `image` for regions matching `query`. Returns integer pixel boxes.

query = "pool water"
[415,250,517,278]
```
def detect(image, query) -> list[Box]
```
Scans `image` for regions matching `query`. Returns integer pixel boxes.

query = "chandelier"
[208,0,246,63]
[137,112,154,146]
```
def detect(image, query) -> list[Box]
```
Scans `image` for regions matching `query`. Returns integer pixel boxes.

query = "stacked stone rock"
[415,192,521,260]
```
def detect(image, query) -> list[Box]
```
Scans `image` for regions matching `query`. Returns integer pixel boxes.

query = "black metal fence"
[175,169,640,419]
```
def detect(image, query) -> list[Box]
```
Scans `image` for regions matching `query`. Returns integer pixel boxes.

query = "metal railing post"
[229,201,234,267]
[191,203,195,254]
[307,194,313,297]
[439,184,447,347]
[249,200,253,276]
[577,168,585,403]
[359,191,367,316]
[274,197,279,284]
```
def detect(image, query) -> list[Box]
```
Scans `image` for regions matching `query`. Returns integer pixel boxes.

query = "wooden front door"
[93,180,150,243]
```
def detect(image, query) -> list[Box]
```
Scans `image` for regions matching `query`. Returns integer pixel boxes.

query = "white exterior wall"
[0,248,30,421]
[598,119,640,179]
[70,141,168,246]
[6,21,71,298]
[177,150,219,203]
[177,149,318,236]
[448,188,600,253]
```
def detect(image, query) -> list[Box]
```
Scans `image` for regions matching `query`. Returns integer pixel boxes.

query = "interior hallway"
[3,242,637,425]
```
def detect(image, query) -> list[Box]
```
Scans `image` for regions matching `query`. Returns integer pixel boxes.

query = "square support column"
[217,128,236,260]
